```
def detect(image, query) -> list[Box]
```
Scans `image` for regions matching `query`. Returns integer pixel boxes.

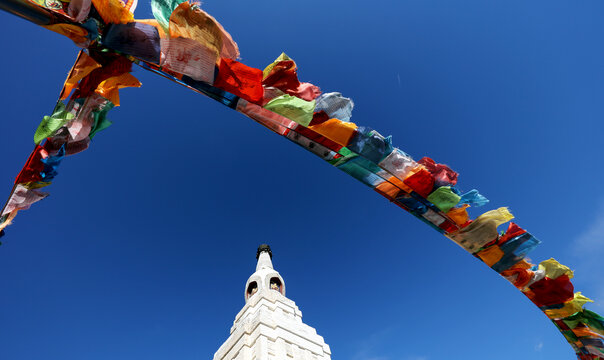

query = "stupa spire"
[213,245,332,360]
[255,244,274,271]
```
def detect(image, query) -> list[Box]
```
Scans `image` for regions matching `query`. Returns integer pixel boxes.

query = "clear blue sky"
[1,1,604,359]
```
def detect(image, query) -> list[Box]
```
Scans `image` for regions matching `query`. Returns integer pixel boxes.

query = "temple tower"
[213,245,332,360]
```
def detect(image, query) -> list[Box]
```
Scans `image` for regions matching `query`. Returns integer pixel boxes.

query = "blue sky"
[1,1,604,359]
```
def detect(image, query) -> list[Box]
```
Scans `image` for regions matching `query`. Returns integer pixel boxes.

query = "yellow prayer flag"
[538,258,574,280]
[447,207,514,253]
[545,292,593,319]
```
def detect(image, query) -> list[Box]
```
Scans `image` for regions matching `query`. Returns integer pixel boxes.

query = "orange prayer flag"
[308,119,357,147]
[42,23,88,45]
[477,245,504,267]
[375,176,407,200]
[571,327,601,338]
[501,260,534,289]
[60,52,101,100]
[91,0,134,24]
[446,204,470,226]
[95,73,142,106]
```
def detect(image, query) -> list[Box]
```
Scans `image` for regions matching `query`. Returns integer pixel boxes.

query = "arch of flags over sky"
[0,0,603,358]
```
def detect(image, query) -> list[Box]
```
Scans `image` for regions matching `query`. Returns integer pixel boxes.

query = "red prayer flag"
[77,55,133,98]
[418,157,458,187]
[214,58,263,104]
[403,167,435,198]
[525,275,574,307]
[263,60,300,91]
[15,145,48,184]
[294,125,343,152]
[288,82,321,101]
[262,60,320,101]
[439,219,460,233]
[497,222,527,245]
[309,111,330,126]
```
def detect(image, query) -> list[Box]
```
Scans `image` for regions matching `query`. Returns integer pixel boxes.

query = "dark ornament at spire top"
[256,244,272,259]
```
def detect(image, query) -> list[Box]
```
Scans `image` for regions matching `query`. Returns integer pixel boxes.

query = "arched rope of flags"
[0,1,602,357]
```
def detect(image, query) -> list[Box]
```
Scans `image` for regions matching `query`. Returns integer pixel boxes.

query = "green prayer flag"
[264,95,315,127]
[561,329,579,343]
[90,102,115,139]
[33,103,74,144]
[330,147,356,166]
[563,309,604,333]
[427,186,461,212]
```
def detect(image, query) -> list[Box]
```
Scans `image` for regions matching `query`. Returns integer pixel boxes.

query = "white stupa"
[213,245,332,360]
